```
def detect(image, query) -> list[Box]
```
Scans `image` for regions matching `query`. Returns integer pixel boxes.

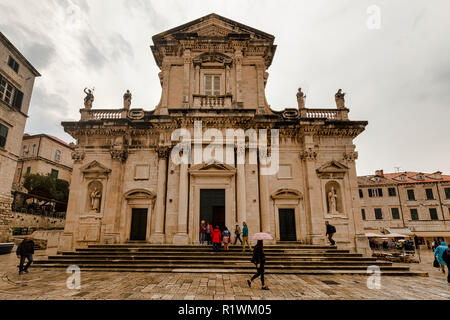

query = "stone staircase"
[33,243,428,276]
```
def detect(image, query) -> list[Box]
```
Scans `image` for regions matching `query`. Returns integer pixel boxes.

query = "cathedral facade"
[59,14,369,253]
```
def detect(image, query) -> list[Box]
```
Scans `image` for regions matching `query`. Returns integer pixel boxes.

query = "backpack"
[443,248,450,263]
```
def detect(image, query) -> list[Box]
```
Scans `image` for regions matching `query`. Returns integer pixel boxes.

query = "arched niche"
[86,180,103,213]
[324,181,343,214]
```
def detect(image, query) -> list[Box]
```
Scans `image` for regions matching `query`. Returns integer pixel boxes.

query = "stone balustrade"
[192,94,233,109]
[80,109,127,120]
[300,108,349,120]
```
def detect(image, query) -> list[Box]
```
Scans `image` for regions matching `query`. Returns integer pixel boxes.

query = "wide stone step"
[89,244,338,250]
[49,255,375,261]
[74,248,352,254]
[32,262,408,271]
[35,259,390,266]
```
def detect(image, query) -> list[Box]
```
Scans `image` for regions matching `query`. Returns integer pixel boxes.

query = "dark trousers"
[19,254,33,272]
[234,234,242,245]
[213,242,220,252]
[251,263,265,286]
[327,233,335,245]
[207,233,212,245]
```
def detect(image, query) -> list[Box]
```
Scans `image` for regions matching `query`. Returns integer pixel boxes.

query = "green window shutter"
[205,75,212,95]
[13,89,24,110]
[0,124,8,148]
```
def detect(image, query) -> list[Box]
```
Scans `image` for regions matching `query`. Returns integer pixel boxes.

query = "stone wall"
[11,211,65,229]
[0,195,12,242]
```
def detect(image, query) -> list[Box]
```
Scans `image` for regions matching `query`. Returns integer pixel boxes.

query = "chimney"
[375,169,384,177]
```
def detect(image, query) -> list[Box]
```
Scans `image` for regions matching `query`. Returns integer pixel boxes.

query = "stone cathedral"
[59,14,369,253]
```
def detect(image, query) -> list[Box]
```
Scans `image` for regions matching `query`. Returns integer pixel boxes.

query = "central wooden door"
[130,208,148,241]
[279,208,296,241]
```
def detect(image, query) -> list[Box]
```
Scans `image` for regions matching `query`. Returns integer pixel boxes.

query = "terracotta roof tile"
[358,171,450,186]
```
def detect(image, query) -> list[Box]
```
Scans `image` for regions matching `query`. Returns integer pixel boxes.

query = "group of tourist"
[199,220,251,252]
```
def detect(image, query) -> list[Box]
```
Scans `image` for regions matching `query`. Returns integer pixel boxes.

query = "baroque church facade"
[59,14,369,253]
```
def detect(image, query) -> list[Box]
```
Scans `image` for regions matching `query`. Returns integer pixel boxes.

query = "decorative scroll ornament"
[300,148,317,161]
[127,109,145,120]
[71,150,85,163]
[110,149,128,162]
[157,146,171,159]
[282,108,299,120]
[343,151,358,162]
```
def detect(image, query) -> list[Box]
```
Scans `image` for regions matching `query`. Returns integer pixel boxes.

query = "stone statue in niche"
[296,88,305,108]
[90,187,102,212]
[335,89,345,109]
[123,90,132,110]
[328,186,338,214]
[83,88,94,109]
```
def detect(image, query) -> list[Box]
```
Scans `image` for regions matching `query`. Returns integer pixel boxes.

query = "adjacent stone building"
[358,170,450,247]
[13,133,74,189]
[0,32,40,242]
[59,14,369,253]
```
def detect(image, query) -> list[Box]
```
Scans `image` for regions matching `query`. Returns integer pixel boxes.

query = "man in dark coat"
[325,221,336,246]
[16,236,35,275]
[442,247,450,283]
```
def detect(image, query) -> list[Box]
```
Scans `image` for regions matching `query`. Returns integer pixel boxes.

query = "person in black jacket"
[442,248,450,283]
[325,221,336,246]
[16,236,35,275]
[247,240,269,290]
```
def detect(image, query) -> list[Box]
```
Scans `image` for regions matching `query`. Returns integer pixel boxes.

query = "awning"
[414,232,450,238]
[364,232,408,238]
[386,228,414,236]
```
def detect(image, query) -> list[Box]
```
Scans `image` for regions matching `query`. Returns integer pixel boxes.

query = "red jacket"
[211,227,222,243]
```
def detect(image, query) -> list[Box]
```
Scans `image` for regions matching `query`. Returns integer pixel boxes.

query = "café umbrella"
[251,232,274,240]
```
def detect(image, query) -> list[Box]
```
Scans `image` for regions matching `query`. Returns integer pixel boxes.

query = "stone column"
[236,146,246,224]
[300,139,323,244]
[173,161,189,244]
[234,48,243,103]
[150,147,169,243]
[103,149,127,244]
[182,49,191,107]
[158,62,170,115]
[258,154,271,234]
[225,65,231,94]
[194,65,200,94]
[256,62,266,114]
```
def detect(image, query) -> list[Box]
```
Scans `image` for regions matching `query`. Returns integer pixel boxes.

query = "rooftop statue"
[123,90,132,110]
[296,88,305,108]
[83,88,94,109]
[335,89,345,109]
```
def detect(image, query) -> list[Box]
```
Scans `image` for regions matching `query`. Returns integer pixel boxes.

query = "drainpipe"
[396,185,406,228]
[435,182,446,222]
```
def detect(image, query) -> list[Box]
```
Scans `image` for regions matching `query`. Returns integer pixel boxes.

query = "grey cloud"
[109,33,134,62]
[125,0,169,31]
[80,35,107,69]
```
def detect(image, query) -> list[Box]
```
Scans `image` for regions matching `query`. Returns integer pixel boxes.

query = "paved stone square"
[0,249,448,300]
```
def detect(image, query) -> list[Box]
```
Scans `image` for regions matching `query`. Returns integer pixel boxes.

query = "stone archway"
[122,189,156,242]
[271,189,304,242]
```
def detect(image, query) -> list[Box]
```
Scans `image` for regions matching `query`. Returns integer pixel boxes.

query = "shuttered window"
[204,75,221,95]
[374,208,383,220]
[410,208,419,220]
[0,123,8,148]
[0,74,23,110]
[8,56,19,73]
[391,207,400,219]
[429,208,438,220]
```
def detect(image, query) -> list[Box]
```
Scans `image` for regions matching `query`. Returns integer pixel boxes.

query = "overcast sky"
[1,0,449,176]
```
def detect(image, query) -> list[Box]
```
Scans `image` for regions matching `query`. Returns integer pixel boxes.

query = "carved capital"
[157,146,171,159]
[300,148,317,161]
[110,149,128,162]
[71,150,85,163]
[343,151,358,162]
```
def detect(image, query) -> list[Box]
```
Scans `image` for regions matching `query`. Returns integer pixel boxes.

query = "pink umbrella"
[251,232,274,240]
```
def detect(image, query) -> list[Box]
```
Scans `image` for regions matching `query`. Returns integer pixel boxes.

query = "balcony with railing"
[192,94,233,109]
[300,108,349,120]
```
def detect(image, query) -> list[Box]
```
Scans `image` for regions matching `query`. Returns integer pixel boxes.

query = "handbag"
[433,258,440,268]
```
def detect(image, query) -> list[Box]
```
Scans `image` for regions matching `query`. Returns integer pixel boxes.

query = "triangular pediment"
[153,13,274,41]
[80,160,111,175]
[316,160,348,173]
[190,162,235,171]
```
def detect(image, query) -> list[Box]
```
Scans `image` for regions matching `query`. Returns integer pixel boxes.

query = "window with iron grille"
[429,208,438,220]
[425,188,434,200]
[204,75,221,95]
[388,187,396,196]
[391,207,400,219]
[410,208,419,220]
[407,189,415,200]
[374,208,383,220]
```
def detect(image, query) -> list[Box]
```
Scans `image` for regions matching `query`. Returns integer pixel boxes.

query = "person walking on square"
[442,246,450,283]
[247,240,269,290]
[199,220,207,245]
[434,241,449,275]
[222,226,231,251]
[242,221,252,252]
[206,221,212,245]
[325,221,336,246]
[234,223,242,245]
[16,236,35,275]
[211,225,222,252]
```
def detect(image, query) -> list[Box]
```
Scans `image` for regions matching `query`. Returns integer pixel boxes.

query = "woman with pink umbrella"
[246,232,272,290]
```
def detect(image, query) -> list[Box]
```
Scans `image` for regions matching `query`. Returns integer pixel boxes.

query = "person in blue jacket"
[434,241,449,275]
